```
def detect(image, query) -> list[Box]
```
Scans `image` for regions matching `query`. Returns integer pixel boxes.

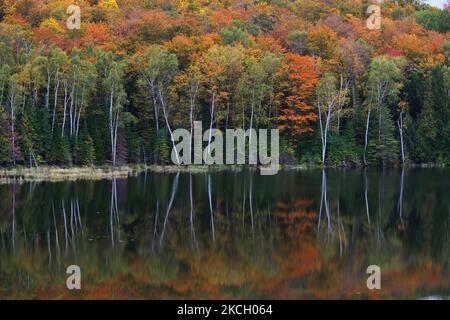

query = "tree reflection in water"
[0,169,448,299]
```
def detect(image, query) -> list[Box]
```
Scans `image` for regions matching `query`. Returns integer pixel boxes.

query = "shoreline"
[0,163,447,183]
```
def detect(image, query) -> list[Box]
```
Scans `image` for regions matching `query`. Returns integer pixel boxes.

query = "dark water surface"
[0,169,449,299]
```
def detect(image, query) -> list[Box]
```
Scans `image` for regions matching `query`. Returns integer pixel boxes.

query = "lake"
[0,169,449,299]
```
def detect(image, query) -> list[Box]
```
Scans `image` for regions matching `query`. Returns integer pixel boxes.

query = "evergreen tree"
[77,129,96,166]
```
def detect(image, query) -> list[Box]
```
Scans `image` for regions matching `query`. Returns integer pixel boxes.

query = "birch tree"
[136,45,180,163]
[6,74,23,165]
[364,56,403,165]
[99,52,127,167]
[316,73,347,164]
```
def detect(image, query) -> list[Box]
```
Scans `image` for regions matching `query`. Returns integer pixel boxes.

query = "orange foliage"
[278,54,320,138]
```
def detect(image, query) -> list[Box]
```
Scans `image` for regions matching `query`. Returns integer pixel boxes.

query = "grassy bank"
[0,164,247,183]
[0,166,143,183]
[0,162,446,183]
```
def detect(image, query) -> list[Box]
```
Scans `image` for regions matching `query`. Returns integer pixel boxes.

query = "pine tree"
[367,104,399,166]
[153,132,170,164]
[77,130,96,166]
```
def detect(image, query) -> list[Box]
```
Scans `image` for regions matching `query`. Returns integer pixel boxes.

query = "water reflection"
[0,169,449,299]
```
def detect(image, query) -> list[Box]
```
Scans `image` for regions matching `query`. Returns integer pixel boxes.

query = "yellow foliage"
[40,18,64,34]
[98,0,119,9]
[2,0,17,15]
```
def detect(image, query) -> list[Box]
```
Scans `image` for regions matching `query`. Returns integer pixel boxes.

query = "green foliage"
[367,105,399,166]
[327,124,361,165]
[286,31,309,55]
[153,132,170,164]
[415,8,450,33]
[0,135,8,162]
[219,20,251,46]
[49,128,71,165]
[77,130,96,166]
[0,0,448,169]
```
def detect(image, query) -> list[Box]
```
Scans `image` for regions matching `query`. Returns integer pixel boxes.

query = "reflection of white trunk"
[159,173,180,247]
[151,199,159,254]
[11,184,16,251]
[52,202,61,258]
[189,174,198,249]
[62,200,68,254]
[208,174,215,242]
[364,169,371,226]
[242,184,246,228]
[397,169,404,222]
[317,170,331,232]
[47,229,52,265]
[109,177,119,247]
[249,172,254,233]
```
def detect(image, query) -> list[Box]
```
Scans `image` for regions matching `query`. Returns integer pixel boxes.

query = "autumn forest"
[0,0,449,168]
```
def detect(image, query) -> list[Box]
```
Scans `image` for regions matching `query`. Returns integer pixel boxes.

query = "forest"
[0,0,449,168]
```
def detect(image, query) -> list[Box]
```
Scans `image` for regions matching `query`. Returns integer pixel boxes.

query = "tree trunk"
[52,69,60,135]
[364,107,371,166]
[62,81,68,138]
[158,88,180,164]
[397,110,405,165]
[206,94,215,157]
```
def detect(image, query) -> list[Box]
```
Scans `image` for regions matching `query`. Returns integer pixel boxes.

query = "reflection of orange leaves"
[366,261,444,299]
[284,242,320,279]
[276,199,317,236]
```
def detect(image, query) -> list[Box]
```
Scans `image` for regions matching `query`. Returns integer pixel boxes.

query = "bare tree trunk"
[109,88,117,167]
[11,102,15,166]
[158,88,180,164]
[189,82,198,162]
[8,92,16,165]
[207,94,215,156]
[45,69,51,109]
[52,69,60,135]
[147,79,159,133]
[249,90,255,149]
[364,107,371,166]
[317,97,333,164]
[397,110,405,165]
[61,80,68,138]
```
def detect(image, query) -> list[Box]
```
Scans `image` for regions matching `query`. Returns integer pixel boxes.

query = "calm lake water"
[0,169,449,299]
